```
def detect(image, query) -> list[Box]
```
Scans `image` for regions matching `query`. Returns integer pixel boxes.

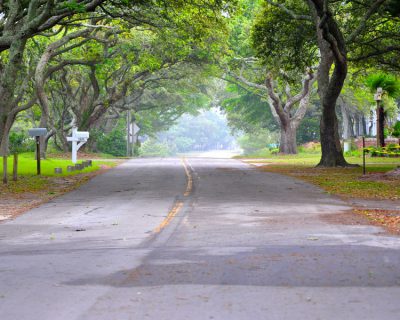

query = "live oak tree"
[254,0,400,166]
[0,0,109,155]
[226,65,315,154]
[223,0,315,154]
[0,0,234,156]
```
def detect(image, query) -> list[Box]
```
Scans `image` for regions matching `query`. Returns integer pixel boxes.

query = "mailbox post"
[28,128,47,175]
[67,127,89,163]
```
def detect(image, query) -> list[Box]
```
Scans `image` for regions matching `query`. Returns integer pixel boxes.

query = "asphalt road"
[1,158,400,320]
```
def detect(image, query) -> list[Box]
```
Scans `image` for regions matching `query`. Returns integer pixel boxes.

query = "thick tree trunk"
[354,115,360,136]
[39,117,49,159]
[308,0,352,167]
[0,120,12,157]
[376,103,385,147]
[319,104,348,166]
[58,131,70,152]
[361,116,367,136]
[340,101,352,140]
[265,71,315,155]
[279,124,297,154]
[0,39,27,156]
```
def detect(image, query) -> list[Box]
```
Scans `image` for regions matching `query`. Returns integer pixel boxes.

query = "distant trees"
[251,0,400,166]
[1,0,232,158]
[225,66,315,154]
[222,0,316,154]
[0,0,110,156]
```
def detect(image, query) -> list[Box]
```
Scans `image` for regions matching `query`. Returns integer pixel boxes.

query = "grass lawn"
[241,153,400,200]
[0,152,120,220]
[1,152,112,177]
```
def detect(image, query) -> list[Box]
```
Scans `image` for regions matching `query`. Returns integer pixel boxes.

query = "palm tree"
[366,73,400,147]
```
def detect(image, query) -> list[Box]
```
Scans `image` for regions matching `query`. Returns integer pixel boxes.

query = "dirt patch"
[320,210,371,226]
[46,151,119,160]
[320,209,400,236]
[358,172,400,182]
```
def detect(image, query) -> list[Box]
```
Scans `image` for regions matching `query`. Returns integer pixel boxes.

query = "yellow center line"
[154,201,184,233]
[153,158,193,233]
[181,158,193,197]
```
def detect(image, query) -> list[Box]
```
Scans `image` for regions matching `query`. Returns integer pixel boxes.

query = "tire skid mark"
[181,158,193,197]
[153,158,193,233]
[153,201,184,233]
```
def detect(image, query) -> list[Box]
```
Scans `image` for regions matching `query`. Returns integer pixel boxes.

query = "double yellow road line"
[182,158,193,197]
[153,158,193,233]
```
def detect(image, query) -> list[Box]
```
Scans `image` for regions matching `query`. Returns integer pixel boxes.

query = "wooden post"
[36,136,41,175]
[3,156,7,184]
[362,136,366,175]
[13,153,18,181]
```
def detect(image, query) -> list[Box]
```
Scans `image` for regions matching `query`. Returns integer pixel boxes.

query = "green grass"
[243,152,400,200]
[242,152,400,169]
[1,152,117,177]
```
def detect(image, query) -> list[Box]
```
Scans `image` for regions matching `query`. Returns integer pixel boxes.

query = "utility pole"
[126,110,131,157]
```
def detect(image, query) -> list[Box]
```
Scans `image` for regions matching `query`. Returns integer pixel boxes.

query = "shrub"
[299,142,321,154]
[139,138,174,157]
[270,148,279,155]
[96,128,126,157]
[9,131,35,154]
[393,121,400,138]
[364,145,400,157]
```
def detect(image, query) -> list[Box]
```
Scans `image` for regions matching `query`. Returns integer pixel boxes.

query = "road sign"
[133,123,140,135]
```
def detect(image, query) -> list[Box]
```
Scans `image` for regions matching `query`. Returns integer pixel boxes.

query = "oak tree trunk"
[309,0,351,167]
[319,103,348,166]
[0,39,27,156]
[279,124,297,154]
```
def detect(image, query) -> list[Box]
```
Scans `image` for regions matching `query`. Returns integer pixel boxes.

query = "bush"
[364,145,400,157]
[298,142,321,154]
[238,130,279,155]
[9,131,35,154]
[139,138,174,157]
[96,128,126,157]
[269,148,279,155]
[393,121,400,138]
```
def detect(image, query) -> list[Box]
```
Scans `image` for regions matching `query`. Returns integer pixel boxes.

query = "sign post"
[362,136,366,175]
[67,127,89,163]
[28,128,47,175]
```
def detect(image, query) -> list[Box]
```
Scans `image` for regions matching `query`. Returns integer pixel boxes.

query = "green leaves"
[365,73,400,98]
[60,1,87,13]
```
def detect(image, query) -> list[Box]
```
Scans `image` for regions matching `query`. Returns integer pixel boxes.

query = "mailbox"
[67,127,90,163]
[28,128,47,137]
[28,128,47,175]
[75,131,89,141]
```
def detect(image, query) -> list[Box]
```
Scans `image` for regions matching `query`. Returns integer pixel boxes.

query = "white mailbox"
[67,127,89,163]
[75,131,89,141]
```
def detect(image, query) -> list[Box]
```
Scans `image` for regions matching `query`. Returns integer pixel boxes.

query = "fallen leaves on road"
[0,167,112,222]
[354,209,400,235]
[257,164,400,200]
